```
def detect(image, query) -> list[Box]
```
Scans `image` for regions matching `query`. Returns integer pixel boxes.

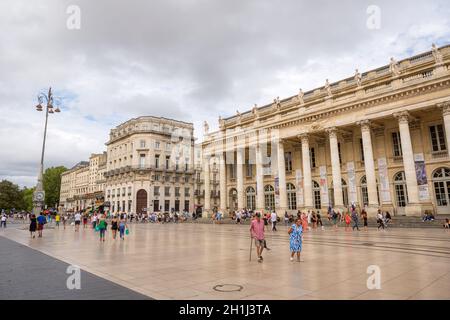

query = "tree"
[43,166,67,208]
[22,187,35,212]
[0,180,23,211]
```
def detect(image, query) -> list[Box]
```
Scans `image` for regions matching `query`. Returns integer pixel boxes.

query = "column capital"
[393,111,410,124]
[298,133,309,144]
[356,119,371,132]
[325,127,338,139]
[437,101,450,116]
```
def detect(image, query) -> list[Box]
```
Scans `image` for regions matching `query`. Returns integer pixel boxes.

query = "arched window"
[264,185,275,211]
[246,186,256,210]
[432,167,450,211]
[394,171,408,207]
[313,180,321,209]
[229,188,238,211]
[287,183,296,210]
[360,176,368,206]
[329,179,348,207]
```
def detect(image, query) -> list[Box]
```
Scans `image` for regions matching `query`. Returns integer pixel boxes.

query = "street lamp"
[32,87,62,215]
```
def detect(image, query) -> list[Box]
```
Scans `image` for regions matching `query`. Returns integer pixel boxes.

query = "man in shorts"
[250,212,266,263]
[74,212,82,232]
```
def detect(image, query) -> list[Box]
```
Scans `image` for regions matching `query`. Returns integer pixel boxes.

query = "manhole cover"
[213,284,243,292]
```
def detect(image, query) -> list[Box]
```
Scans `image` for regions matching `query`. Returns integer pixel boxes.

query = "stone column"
[236,147,244,210]
[277,139,288,212]
[438,102,450,158]
[394,111,421,215]
[300,134,313,209]
[326,127,344,208]
[358,120,379,212]
[203,155,211,215]
[219,152,227,212]
[256,144,265,211]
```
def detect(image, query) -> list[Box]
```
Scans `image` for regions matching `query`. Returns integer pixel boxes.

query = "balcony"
[431,150,448,160]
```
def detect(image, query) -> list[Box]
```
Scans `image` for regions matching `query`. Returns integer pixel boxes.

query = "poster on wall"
[414,153,430,201]
[378,157,391,203]
[319,166,329,206]
[346,162,357,204]
[295,169,304,207]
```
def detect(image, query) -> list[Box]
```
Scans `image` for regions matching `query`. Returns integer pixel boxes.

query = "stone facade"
[104,116,195,214]
[199,44,450,217]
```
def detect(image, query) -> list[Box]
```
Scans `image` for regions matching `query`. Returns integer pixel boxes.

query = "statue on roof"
[389,57,400,76]
[432,43,443,65]
[297,88,304,104]
[325,79,332,96]
[252,104,258,115]
[354,69,362,87]
[203,120,209,135]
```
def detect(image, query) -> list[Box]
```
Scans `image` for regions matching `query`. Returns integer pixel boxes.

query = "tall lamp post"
[33,87,61,215]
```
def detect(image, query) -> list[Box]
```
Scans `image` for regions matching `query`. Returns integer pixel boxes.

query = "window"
[392,132,402,157]
[155,155,160,168]
[184,200,190,212]
[140,140,146,148]
[359,138,365,162]
[432,167,450,207]
[122,187,125,196]
[165,186,170,196]
[229,164,236,179]
[394,171,408,207]
[246,162,253,177]
[287,183,296,210]
[166,156,170,169]
[154,174,160,181]
[175,187,180,197]
[166,142,171,150]
[185,158,189,171]
[313,181,321,209]
[155,141,160,149]
[264,185,275,211]
[246,187,256,210]
[175,158,179,171]
[185,187,190,197]
[429,124,447,152]
[154,186,160,196]
[360,176,369,206]
[310,148,316,168]
[337,143,343,165]
[285,152,292,172]
[164,200,170,212]
[128,187,132,195]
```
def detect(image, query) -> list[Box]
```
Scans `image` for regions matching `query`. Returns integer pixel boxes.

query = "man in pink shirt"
[250,212,265,262]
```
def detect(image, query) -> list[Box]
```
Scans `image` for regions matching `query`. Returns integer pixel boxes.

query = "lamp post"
[33,87,61,215]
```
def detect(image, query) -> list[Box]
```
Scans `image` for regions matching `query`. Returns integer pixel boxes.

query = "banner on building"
[295,169,304,207]
[378,157,391,203]
[414,153,430,201]
[346,162,357,204]
[274,176,280,206]
[319,166,329,206]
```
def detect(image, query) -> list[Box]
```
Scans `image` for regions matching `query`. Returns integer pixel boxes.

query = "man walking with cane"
[250,212,266,263]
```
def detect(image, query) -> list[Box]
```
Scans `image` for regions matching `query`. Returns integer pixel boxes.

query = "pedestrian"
[352,210,360,231]
[111,215,118,239]
[344,212,351,231]
[0,214,6,228]
[316,211,324,230]
[119,216,128,240]
[97,214,107,242]
[385,211,392,227]
[284,211,289,227]
[29,214,37,238]
[377,210,385,230]
[55,213,60,228]
[92,212,98,229]
[83,213,88,229]
[361,209,368,231]
[37,213,47,238]
[250,212,265,263]
[301,212,309,231]
[288,218,304,262]
[270,210,278,231]
[62,214,68,230]
[74,211,81,232]
[236,210,241,224]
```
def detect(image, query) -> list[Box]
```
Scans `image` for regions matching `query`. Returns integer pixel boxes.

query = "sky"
[0,0,449,188]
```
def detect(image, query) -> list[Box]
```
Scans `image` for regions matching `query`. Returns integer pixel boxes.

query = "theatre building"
[200,44,450,216]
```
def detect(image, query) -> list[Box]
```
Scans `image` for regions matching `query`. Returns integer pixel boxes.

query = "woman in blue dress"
[288,218,303,262]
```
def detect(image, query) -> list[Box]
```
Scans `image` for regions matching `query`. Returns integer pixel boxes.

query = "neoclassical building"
[104,116,196,214]
[200,44,450,217]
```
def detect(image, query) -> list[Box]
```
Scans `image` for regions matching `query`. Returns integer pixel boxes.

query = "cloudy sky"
[0,0,449,188]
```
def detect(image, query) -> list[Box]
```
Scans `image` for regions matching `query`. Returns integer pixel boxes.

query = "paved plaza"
[1,222,450,300]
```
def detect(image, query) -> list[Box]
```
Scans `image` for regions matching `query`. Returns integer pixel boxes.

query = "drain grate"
[213,284,243,292]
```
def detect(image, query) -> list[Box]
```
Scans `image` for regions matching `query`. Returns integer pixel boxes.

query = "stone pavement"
[0,236,150,300]
[1,223,450,300]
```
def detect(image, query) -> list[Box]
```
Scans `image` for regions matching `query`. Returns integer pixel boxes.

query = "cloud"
[0,0,449,187]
